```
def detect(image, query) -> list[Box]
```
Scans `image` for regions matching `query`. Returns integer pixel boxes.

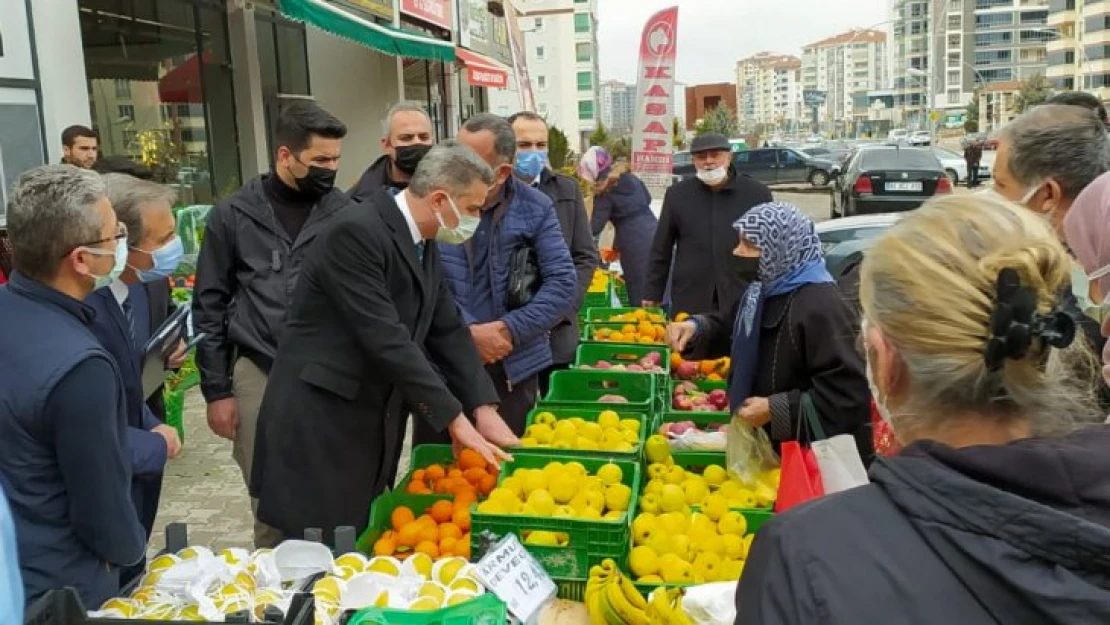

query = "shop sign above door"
[330,0,395,22]
[401,0,452,31]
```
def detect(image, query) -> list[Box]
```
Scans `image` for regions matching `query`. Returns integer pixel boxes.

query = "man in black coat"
[509,111,599,395]
[644,133,772,316]
[250,142,518,543]
[348,102,435,202]
[193,101,351,548]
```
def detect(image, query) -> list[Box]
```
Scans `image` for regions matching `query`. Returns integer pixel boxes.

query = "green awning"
[279,0,455,63]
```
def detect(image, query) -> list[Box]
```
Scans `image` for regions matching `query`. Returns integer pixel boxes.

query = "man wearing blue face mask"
[85,172,186,588]
[509,111,598,396]
[0,165,146,608]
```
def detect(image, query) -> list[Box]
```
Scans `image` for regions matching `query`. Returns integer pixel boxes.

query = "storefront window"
[80,0,241,203]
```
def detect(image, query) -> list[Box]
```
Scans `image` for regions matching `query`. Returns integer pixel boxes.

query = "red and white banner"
[400,0,452,30]
[631,6,679,193]
[456,48,509,88]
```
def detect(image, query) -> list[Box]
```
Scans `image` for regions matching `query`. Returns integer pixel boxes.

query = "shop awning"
[455,48,509,89]
[159,51,212,104]
[279,0,455,63]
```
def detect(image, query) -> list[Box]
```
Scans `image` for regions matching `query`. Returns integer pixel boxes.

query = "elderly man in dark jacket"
[0,165,146,608]
[509,111,599,395]
[644,133,773,316]
[422,114,576,439]
[192,101,351,548]
[348,103,435,201]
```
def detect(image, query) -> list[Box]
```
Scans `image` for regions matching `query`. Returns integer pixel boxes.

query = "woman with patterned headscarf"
[578,146,657,305]
[667,201,873,463]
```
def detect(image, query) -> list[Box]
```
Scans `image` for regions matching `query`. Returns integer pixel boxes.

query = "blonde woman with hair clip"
[735,194,1110,625]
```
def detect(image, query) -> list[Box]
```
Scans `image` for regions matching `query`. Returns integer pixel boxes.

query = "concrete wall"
[306,28,401,190]
[30,0,89,164]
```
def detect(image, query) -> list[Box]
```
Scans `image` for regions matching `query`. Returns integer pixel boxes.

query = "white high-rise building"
[802,29,888,131]
[1047,0,1107,100]
[735,52,803,129]
[488,0,601,150]
[600,79,635,135]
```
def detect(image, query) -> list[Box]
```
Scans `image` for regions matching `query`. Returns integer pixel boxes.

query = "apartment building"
[600,79,635,134]
[488,0,601,149]
[735,52,803,129]
[891,0,1052,127]
[802,29,888,129]
[1046,0,1110,100]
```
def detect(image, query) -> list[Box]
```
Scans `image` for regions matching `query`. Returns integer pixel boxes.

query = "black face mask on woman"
[393,144,433,175]
[730,255,760,282]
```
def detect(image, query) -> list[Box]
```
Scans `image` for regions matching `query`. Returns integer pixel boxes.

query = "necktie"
[415,240,426,264]
[120,295,137,350]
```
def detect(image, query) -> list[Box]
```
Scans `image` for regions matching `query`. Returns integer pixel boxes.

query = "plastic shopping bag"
[726,416,779,486]
[682,582,738,625]
[812,435,870,494]
[774,441,824,513]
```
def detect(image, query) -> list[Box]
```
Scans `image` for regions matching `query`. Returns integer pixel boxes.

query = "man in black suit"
[84,173,185,587]
[251,142,519,542]
[509,111,599,396]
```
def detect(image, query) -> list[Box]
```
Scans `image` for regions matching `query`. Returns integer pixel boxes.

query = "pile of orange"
[593,322,667,345]
[404,448,499,500]
[372,500,473,561]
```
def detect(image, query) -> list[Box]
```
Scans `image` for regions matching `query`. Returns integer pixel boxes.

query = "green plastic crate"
[347,593,506,625]
[518,406,648,459]
[583,307,666,323]
[645,451,776,516]
[664,379,730,428]
[471,453,641,581]
[582,322,667,345]
[582,288,610,311]
[163,388,185,444]
[541,370,657,417]
[574,343,670,378]
[355,490,437,555]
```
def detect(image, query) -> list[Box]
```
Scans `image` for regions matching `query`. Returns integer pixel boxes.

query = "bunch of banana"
[585,558,652,625]
[648,586,694,625]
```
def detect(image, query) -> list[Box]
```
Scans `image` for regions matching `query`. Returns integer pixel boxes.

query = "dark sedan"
[830,146,952,218]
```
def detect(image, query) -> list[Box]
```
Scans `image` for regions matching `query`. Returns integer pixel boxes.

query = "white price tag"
[474,534,557,622]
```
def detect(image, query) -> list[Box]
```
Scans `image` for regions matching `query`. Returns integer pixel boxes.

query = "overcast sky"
[597,0,889,85]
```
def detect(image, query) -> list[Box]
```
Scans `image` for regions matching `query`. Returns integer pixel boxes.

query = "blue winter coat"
[590,173,658,306]
[439,178,576,384]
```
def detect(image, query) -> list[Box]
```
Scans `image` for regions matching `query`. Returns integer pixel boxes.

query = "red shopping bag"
[774,440,825,513]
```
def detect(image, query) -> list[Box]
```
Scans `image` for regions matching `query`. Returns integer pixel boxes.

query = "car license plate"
[885,181,922,192]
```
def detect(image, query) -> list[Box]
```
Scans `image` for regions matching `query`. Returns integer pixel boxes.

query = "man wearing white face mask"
[645,132,773,316]
[250,142,520,545]
[85,172,187,587]
[0,165,146,608]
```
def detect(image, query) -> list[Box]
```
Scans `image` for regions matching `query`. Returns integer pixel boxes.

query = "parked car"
[672,147,835,187]
[672,150,693,182]
[932,147,992,186]
[888,128,909,142]
[817,213,902,278]
[733,147,835,186]
[907,130,932,146]
[830,146,952,218]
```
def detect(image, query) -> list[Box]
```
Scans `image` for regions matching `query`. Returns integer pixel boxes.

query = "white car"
[816,213,903,278]
[888,129,909,142]
[933,147,992,186]
[907,131,932,146]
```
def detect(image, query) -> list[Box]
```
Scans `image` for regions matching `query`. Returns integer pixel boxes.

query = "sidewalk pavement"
[150,389,412,554]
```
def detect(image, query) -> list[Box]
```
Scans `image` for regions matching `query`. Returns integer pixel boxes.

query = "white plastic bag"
[812,434,870,494]
[726,416,779,485]
[682,582,737,625]
[668,429,727,451]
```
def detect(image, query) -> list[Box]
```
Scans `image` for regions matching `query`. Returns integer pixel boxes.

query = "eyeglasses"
[66,222,127,257]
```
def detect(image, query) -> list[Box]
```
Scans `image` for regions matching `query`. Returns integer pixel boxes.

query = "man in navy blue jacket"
[423,114,576,441]
[0,165,146,608]
[85,173,185,587]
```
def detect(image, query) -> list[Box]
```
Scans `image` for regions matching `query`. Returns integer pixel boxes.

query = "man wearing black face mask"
[192,100,350,548]
[348,102,435,202]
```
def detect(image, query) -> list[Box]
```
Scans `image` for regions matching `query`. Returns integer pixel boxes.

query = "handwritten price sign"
[474,534,556,621]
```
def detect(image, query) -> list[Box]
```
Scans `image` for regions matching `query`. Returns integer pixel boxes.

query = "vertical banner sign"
[632,6,679,194]
[504,4,536,112]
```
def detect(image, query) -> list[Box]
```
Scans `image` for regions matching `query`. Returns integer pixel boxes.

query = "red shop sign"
[401,0,453,30]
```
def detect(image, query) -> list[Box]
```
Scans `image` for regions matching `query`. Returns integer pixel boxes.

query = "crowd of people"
[1,91,1110,624]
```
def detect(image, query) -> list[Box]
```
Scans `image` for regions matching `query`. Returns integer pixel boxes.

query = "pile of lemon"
[475,461,633,522]
[312,554,484,619]
[95,547,290,621]
[640,463,778,514]
[519,410,641,452]
[588,270,610,293]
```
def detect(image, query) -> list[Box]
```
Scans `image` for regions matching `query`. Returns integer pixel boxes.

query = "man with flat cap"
[644,133,773,316]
